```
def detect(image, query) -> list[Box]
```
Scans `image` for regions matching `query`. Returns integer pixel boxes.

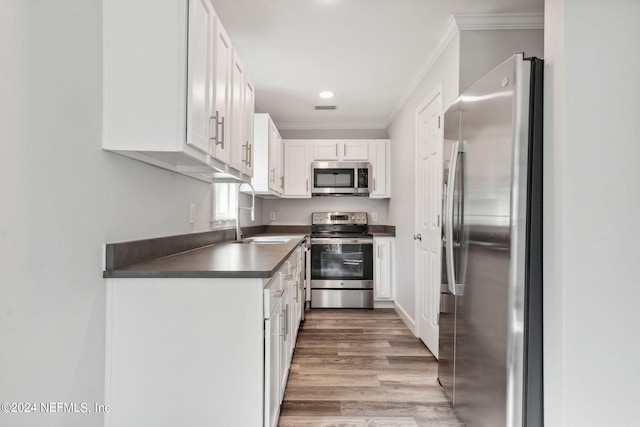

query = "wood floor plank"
[278,308,463,427]
[278,415,420,427]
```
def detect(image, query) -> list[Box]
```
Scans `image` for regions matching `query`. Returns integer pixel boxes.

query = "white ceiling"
[210,0,544,130]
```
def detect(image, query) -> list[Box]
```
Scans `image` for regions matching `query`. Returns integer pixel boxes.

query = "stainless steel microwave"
[311,162,370,196]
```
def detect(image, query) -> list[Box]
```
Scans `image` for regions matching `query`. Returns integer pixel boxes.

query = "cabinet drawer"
[264,273,284,319]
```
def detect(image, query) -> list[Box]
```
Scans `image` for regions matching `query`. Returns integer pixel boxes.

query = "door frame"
[414,83,443,354]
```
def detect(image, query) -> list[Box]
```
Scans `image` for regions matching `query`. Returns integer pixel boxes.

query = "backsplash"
[262,197,390,225]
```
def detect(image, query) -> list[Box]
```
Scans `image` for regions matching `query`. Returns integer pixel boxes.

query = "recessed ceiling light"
[319,91,335,99]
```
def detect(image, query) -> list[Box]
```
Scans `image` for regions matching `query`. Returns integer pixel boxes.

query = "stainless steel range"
[310,212,374,309]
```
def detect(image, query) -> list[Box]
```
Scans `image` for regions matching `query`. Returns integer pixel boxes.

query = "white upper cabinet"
[369,139,391,198]
[243,79,255,178]
[283,139,390,198]
[312,140,369,161]
[228,52,255,177]
[103,0,254,182]
[252,113,283,197]
[186,0,215,155]
[283,140,311,198]
[210,16,233,166]
[268,120,284,195]
[230,53,246,173]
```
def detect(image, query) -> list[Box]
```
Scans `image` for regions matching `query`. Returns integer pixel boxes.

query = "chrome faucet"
[236,182,255,240]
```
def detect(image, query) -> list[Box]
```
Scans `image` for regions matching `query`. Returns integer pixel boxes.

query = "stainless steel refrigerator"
[438,53,543,427]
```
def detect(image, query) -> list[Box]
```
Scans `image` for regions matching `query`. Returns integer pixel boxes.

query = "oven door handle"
[310,238,373,245]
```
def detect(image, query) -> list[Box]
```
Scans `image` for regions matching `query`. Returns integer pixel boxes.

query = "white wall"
[543,1,640,426]
[0,1,225,425]
[387,33,460,320]
[387,27,544,324]
[459,29,544,93]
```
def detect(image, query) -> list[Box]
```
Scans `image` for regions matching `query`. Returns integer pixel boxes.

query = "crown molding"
[384,12,544,127]
[384,15,459,128]
[454,12,544,30]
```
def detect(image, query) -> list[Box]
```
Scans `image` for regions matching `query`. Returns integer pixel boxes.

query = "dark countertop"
[104,234,307,279]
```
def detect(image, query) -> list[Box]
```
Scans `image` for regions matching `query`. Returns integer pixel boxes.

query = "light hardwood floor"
[278,308,464,427]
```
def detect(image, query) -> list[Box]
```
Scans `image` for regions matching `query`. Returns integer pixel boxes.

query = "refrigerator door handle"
[444,140,463,296]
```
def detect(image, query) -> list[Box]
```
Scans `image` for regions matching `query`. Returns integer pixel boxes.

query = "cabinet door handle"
[242,142,249,164]
[247,144,252,167]
[215,112,225,148]
[305,178,309,192]
[209,116,218,141]
[373,178,376,191]
[344,144,346,157]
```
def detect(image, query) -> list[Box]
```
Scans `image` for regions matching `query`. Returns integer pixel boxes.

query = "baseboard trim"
[374,300,395,309]
[394,301,416,335]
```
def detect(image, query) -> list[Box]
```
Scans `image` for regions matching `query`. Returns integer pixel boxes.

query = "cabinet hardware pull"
[215,111,225,148]
[209,117,218,141]
[373,178,376,191]
[305,178,309,192]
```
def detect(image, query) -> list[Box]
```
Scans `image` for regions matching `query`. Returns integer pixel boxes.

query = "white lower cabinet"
[279,282,291,402]
[264,273,283,427]
[105,242,304,427]
[374,236,395,300]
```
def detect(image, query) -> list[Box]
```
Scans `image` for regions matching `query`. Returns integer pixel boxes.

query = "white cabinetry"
[243,79,255,177]
[105,277,265,427]
[283,139,390,198]
[264,273,283,427]
[374,237,395,300]
[252,114,283,197]
[105,240,306,427]
[230,53,254,176]
[283,140,311,198]
[103,0,254,182]
[211,17,232,166]
[278,278,291,401]
[312,140,369,161]
[186,0,215,155]
[369,139,391,198]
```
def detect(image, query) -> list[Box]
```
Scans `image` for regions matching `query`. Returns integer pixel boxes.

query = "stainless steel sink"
[232,236,292,245]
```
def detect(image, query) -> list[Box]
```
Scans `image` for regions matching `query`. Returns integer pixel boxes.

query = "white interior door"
[415,90,443,358]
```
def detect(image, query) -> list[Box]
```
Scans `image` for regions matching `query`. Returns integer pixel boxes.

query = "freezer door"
[453,54,534,427]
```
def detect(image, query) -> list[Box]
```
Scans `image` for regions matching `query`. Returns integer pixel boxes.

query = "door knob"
[413,234,422,241]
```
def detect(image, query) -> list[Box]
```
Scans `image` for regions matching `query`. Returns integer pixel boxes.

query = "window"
[211,182,238,228]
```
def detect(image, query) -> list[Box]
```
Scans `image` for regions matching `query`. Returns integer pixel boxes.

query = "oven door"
[310,237,373,286]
